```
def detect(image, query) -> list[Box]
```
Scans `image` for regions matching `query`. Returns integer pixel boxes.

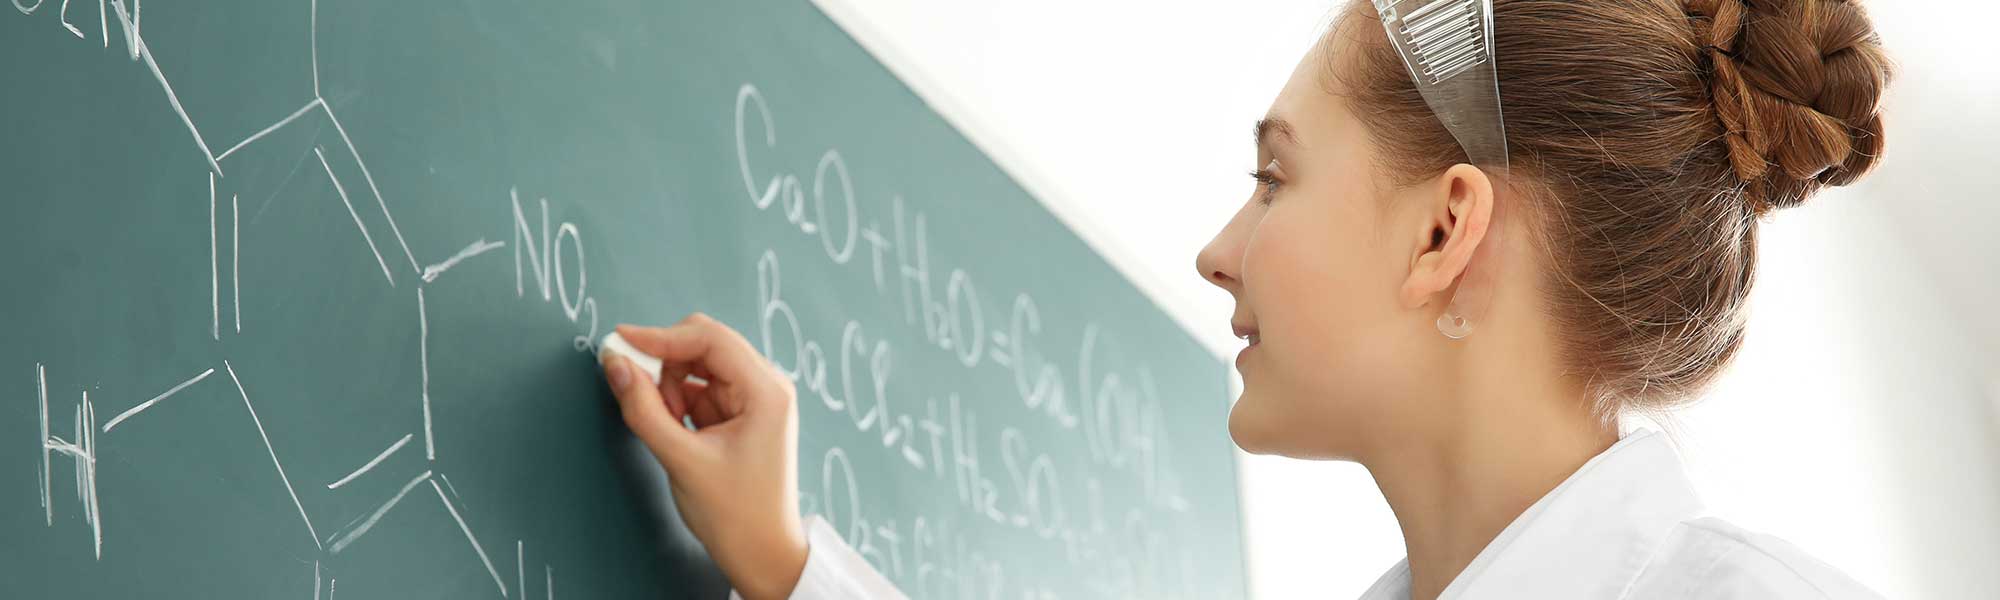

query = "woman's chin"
[1228,391,1365,461]
[1227,396,1281,455]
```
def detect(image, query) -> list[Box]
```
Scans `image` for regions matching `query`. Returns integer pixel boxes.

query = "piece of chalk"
[599,332,663,385]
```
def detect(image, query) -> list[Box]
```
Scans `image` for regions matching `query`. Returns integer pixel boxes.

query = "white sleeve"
[727,514,907,600]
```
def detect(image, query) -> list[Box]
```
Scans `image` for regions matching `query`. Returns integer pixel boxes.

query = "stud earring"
[1437,309,1472,339]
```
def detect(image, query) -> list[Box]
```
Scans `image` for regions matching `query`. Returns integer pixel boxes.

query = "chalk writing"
[12,1,566,594]
[10,1,1228,594]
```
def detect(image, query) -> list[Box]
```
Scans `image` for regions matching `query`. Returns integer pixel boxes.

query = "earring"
[1437,309,1472,339]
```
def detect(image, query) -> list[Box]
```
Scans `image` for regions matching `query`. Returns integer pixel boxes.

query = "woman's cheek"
[1230,228,1292,454]
[1254,224,1340,356]
[1261,221,1387,405]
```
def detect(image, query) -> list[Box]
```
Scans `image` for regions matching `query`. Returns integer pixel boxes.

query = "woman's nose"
[1197,239,1242,294]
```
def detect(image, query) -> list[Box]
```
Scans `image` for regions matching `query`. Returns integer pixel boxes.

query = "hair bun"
[1685,0,1893,215]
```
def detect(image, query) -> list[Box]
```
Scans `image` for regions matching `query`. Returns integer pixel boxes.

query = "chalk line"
[254,139,323,225]
[83,391,100,558]
[39,363,51,525]
[320,104,419,274]
[310,0,318,97]
[421,239,507,283]
[432,479,509,597]
[101,368,215,432]
[419,288,434,460]
[60,0,81,38]
[232,193,240,332]
[437,472,460,499]
[108,0,222,176]
[217,98,322,162]
[71,406,80,499]
[326,433,412,490]
[108,0,131,57]
[328,469,431,554]
[210,173,218,340]
[225,360,323,550]
[314,146,396,286]
[44,440,91,461]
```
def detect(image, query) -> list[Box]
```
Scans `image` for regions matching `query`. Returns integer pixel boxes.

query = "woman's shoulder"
[1626,516,1883,600]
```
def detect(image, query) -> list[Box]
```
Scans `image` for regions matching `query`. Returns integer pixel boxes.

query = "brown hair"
[1328,0,1893,415]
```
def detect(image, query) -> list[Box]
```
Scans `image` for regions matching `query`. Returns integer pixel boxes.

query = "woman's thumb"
[604,353,694,461]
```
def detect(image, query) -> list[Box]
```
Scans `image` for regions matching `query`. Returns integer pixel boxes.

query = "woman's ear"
[1399,163,1495,310]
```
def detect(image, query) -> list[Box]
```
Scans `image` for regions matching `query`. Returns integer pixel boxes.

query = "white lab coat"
[726,513,906,600]
[739,428,1880,599]
[1356,428,1883,599]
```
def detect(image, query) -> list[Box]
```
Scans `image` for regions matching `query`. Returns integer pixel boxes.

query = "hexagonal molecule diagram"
[14,1,563,597]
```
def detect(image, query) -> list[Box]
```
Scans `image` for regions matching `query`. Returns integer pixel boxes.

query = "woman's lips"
[1232,323,1259,367]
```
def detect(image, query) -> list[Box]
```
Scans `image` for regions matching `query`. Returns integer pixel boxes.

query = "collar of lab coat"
[1358,427,1708,599]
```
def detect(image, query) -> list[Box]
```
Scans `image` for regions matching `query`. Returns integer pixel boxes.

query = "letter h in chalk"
[33,364,105,559]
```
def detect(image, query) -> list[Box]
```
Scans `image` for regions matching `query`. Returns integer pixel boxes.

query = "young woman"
[597,0,1895,598]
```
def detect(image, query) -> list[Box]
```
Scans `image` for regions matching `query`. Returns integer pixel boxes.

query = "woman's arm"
[599,315,902,599]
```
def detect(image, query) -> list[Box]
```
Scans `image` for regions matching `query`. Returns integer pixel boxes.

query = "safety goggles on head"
[1371,0,1510,173]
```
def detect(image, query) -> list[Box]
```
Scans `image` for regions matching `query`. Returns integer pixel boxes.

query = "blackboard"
[1,0,1248,597]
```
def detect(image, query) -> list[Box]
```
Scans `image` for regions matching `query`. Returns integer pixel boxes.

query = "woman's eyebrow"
[1254,117,1299,151]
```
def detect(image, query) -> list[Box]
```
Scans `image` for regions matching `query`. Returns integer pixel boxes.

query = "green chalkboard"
[1,0,1247,598]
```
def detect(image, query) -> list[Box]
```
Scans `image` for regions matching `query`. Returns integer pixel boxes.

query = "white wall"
[1655,3,2000,594]
[817,1,2000,598]
[1664,189,2000,598]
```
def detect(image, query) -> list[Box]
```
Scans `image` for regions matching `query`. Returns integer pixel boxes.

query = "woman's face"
[1197,32,1437,460]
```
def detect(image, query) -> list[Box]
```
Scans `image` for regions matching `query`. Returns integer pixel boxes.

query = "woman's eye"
[1248,159,1283,205]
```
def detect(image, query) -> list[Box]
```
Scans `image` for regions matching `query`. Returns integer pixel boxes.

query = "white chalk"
[599,332,662,384]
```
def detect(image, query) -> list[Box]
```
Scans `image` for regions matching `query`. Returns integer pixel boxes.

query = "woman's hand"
[600,314,807,600]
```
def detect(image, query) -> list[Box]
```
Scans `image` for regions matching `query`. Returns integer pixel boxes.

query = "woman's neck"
[1360,342,1617,600]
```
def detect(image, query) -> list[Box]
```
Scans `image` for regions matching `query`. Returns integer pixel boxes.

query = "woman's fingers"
[661,384,689,424]
[657,369,689,423]
[688,390,724,429]
[657,373,723,430]
[615,316,771,392]
[603,354,695,464]
[679,376,710,407]
[613,314,797,433]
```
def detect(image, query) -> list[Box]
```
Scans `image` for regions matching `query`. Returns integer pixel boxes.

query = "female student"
[597,0,1895,597]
